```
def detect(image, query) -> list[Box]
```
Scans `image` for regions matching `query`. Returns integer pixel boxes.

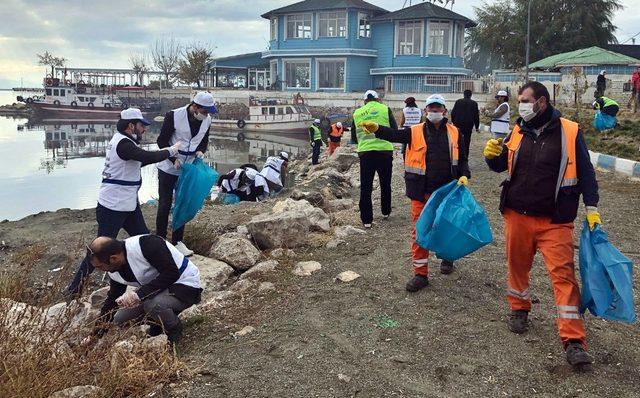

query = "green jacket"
[352,101,394,153]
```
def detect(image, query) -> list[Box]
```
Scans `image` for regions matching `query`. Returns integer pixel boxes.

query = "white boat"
[210,100,314,133]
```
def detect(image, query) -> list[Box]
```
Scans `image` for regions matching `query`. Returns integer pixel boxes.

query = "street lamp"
[525,0,532,81]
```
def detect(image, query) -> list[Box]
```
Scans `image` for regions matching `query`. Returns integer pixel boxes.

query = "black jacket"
[157,110,210,163]
[450,98,480,131]
[486,106,599,223]
[375,119,470,201]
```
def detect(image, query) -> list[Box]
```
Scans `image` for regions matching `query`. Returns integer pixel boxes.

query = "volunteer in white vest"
[88,235,202,344]
[65,108,181,298]
[400,97,423,158]
[156,92,216,257]
[491,90,511,139]
[259,151,289,193]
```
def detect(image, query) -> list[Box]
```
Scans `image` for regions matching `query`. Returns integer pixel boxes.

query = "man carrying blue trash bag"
[484,81,602,370]
[360,94,471,292]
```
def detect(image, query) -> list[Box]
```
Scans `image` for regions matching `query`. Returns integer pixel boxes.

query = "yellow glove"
[483,138,504,159]
[359,121,379,135]
[586,207,602,231]
[457,176,468,186]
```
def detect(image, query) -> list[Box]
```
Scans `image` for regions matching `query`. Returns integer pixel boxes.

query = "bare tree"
[150,36,182,89]
[129,52,149,86]
[37,51,67,78]
[177,42,215,88]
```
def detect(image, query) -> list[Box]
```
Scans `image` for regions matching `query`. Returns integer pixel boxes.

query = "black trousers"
[359,151,393,224]
[312,140,322,165]
[458,127,473,158]
[156,169,185,244]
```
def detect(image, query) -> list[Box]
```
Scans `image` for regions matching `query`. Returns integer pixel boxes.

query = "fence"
[375,75,487,94]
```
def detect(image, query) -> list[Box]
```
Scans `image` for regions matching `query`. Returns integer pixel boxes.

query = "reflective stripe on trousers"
[410,194,430,276]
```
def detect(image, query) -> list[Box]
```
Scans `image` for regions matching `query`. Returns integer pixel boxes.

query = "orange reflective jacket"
[405,123,459,176]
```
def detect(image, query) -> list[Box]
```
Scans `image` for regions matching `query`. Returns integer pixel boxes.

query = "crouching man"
[89,234,202,344]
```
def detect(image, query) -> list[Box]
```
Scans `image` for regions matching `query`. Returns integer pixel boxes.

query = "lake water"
[0,90,309,221]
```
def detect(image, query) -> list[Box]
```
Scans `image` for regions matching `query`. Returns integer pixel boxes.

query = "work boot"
[565,341,593,371]
[405,275,429,292]
[440,260,454,274]
[166,321,184,346]
[508,310,529,334]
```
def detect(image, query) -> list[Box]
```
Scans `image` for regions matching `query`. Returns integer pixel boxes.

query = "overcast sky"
[1,0,638,88]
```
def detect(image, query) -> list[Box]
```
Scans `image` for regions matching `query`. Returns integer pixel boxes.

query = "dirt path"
[178,132,640,397]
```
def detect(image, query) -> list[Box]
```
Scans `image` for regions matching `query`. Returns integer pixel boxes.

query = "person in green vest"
[592,96,619,117]
[350,90,398,228]
[309,118,325,165]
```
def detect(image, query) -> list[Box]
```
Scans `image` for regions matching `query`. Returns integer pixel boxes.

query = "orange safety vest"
[404,123,459,175]
[330,124,344,138]
[506,118,579,199]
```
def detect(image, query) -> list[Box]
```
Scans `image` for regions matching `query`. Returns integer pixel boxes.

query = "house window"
[283,60,311,88]
[424,75,450,86]
[317,60,345,89]
[429,21,451,55]
[396,21,422,56]
[270,60,278,87]
[270,18,278,41]
[456,24,465,57]
[358,13,371,38]
[318,11,347,38]
[286,14,312,39]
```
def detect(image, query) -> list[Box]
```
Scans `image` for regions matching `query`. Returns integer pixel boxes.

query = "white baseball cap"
[336,121,343,128]
[193,92,217,113]
[279,151,289,161]
[425,94,446,107]
[120,107,150,125]
[314,118,321,124]
[364,90,379,100]
[495,90,509,98]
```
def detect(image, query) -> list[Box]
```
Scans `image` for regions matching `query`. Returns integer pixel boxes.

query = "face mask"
[518,100,539,122]
[427,112,444,123]
[194,112,207,121]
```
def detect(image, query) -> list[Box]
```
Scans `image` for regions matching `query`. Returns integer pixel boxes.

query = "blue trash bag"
[579,222,636,323]
[593,111,617,131]
[172,159,219,231]
[416,180,493,262]
[218,192,241,205]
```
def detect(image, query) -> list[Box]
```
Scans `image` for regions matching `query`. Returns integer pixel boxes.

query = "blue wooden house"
[210,0,476,93]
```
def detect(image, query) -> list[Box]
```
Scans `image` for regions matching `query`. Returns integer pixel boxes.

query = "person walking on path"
[351,90,398,228]
[450,89,480,157]
[490,90,511,140]
[360,94,470,291]
[483,81,601,371]
[156,92,216,257]
[65,108,181,298]
[596,70,607,97]
[309,119,325,165]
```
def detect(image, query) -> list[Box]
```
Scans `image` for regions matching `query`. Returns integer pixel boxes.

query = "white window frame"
[316,58,347,90]
[456,23,465,58]
[285,14,312,39]
[395,20,423,56]
[317,10,348,38]
[424,75,450,86]
[269,60,278,86]
[270,17,278,41]
[358,12,371,38]
[428,20,452,55]
[283,58,312,89]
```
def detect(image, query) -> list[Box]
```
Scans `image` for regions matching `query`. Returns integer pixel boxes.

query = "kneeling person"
[89,235,202,344]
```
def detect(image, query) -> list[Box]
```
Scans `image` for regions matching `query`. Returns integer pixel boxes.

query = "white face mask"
[427,112,444,123]
[194,112,207,121]
[518,100,539,122]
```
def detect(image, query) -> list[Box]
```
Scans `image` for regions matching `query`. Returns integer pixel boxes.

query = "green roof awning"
[529,46,640,69]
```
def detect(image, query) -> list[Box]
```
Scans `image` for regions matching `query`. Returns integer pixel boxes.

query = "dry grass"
[0,245,190,398]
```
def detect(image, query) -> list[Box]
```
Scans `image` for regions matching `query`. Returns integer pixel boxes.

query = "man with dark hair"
[65,108,181,298]
[156,92,216,256]
[350,90,398,228]
[450,89,480,156]
[483,80,601,371]
[88,235,202,344]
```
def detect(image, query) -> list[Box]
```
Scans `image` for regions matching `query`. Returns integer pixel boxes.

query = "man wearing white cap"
[360,94,470,292]
[350,90,398,228]
[65,108,182,298]
[259,151,289,193]
[156,92,217,256]
[309,119,325,165]
[491,90,511,139]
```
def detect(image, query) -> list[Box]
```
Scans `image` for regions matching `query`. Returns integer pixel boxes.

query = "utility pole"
[525,0,532,82]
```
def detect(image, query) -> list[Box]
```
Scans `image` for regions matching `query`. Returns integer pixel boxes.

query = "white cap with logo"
[425,94,446,108]
[364,90,379,100]
[120,107,151,125]
[495,90,509,98]
[193,92,218,113]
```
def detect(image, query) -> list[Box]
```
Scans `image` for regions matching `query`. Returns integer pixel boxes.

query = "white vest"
[245,168,270,199]
[221,168,244,193]
[109,235,201,290]
[260,156,285,186]
[98,132,142,212]
[403,107,422,127]
[157,105,211,176]
[490,102,510,135]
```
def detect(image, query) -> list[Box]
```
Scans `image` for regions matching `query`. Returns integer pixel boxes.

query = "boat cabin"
[249,103,313,123]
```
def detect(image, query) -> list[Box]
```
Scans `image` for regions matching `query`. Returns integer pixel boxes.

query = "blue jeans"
[66,203,149,296]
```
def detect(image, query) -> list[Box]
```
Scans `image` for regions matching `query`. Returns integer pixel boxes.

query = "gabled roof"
[370,2,476,28]
[261,0,388,19]
[529,46,640,69]
[604,44,640,61]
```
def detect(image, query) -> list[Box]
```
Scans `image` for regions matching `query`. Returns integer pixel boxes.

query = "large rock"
[89,286,110,309]
[329,146,359,172]
[247,211,310,250]
[334,225,366,240]
[49,385,104,398]
[191,254,235,291]
[239,260,279,280]
[293,261,322,276]
[272,199,330,232]
[290,189,324,207]
[209,233,261,271]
